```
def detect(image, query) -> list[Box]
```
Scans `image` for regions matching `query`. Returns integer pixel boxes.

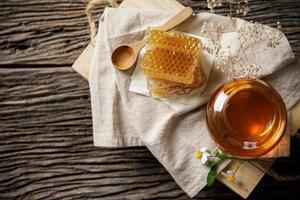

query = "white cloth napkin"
[89,8,300,197]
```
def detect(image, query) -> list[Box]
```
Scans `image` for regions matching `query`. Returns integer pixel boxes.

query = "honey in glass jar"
[206,78,287,158]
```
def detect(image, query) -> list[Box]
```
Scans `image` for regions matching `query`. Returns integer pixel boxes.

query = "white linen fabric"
[89,8,300,197]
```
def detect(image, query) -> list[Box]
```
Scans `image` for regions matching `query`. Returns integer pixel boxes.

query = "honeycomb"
[147,62,207,98]
[141,29,206,98]
[147,78,183,98]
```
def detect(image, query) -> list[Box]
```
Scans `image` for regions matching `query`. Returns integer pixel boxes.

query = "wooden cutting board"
[72,0,300,198]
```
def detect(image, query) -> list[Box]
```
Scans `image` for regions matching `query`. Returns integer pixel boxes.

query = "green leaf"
[207,166,217,187]
[206,158,224,187]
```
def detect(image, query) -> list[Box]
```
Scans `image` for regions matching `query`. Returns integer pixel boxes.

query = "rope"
[86,0,118,44]
[268,169,300,182]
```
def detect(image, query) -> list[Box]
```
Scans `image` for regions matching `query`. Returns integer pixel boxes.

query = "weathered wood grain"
[1,0,300,199]
[0,68,300,200]
[0,68,181,200]
[0,0,299,66]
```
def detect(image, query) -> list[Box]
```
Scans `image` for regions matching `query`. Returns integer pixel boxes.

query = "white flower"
[196,147,210,164]
[221,170,240,183]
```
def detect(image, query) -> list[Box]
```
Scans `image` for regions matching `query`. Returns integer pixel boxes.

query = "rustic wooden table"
[1,0,300,199]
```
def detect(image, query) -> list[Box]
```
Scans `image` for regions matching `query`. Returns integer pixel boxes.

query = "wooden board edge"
[217,160,274,199]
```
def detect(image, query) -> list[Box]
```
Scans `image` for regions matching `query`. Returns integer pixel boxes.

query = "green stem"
[233,160,245,174]
[207,155,256,161]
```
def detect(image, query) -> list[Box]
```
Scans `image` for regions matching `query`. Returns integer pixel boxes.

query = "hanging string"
[229,0,232,17]
[86,0,119,45]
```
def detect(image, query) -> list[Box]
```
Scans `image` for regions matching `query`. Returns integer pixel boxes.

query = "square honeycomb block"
[147,61,207,98]
[142,30,203,85]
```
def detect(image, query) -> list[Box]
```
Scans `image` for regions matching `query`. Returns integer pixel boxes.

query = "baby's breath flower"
[206,0,250,16]
[277,21,282,30]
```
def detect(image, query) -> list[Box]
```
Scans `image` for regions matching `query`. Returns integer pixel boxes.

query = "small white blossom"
[221,170,240,183]
[196,147,211,164]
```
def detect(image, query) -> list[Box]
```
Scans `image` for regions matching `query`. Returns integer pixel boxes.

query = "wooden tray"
[72,0,300,198]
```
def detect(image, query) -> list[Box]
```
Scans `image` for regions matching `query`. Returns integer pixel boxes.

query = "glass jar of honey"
[206,78,287,158]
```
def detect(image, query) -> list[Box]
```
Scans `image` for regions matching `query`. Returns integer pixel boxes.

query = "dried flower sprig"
[198,18,284,80]
[214,20,283,80]
[207,0,250,16]
[238,21,284,49]
[196,148,245,186]
[201,0,284,79]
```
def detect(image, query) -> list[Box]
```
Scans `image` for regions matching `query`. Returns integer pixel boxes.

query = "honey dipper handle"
[158,7,193,32]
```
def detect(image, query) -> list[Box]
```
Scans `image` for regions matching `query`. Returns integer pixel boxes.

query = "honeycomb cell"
[141,29,207,98]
